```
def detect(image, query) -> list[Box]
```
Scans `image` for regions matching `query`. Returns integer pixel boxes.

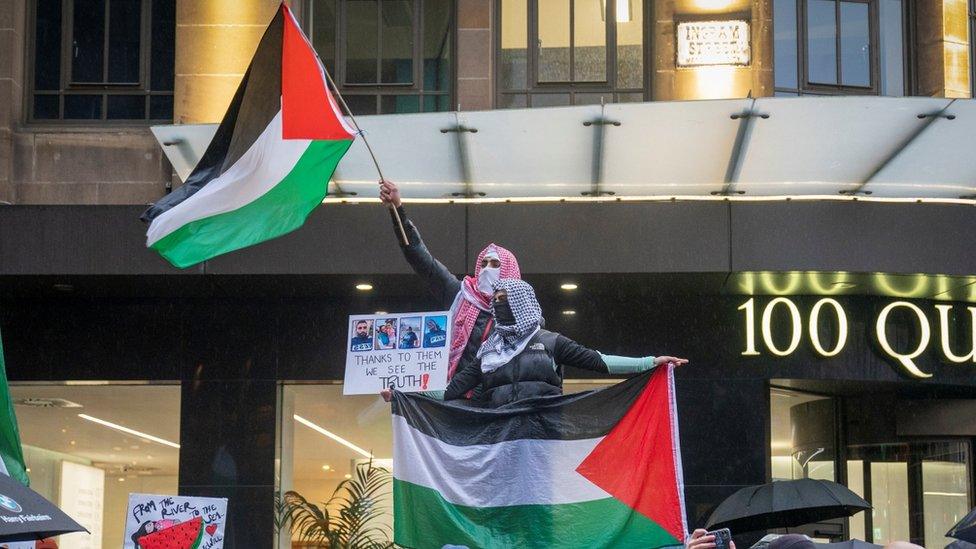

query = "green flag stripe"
[151,138,352,268]
[393,479,680,549]
[0,332,28,486]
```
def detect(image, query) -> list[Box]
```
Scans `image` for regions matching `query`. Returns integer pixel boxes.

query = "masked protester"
[443,279,689,407]
[380,180,521,385]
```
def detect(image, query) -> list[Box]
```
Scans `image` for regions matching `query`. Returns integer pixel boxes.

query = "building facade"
[1,1,976,548]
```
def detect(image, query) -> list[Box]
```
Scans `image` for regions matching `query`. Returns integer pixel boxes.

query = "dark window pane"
[311,0,338,74]
[33,0,62,91]
[72,0,106,83]
[573,0,606,82]
[422,0,451,91]
[64,94,103,118]
[149,94,173,119]
[498,94,527,108]
[150,0,176,90]
[380,94,420,113]
[107,94,145,118]
[840,1,870,87]
[346,0,379,83]
[33,95,60,119]
[344,94,378,114]
[530,93,570,107]
[499,0,528,89]
[616,0,643,89]
[538,0,571,82]
[807,0,837,84]
[879,0,904,95]
[422,94,451,112]
[108,0,141,83]
[774,0,798,89]
[380,0,414,84]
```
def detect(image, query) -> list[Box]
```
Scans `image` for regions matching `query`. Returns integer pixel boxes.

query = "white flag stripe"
[392,415,610,508]
[146,111,311,246]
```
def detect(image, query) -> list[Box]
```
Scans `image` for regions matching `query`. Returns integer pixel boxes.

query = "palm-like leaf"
[280,459,394,549]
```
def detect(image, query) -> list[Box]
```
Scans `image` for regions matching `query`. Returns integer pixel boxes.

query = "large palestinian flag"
[141,4,355,268]
[391,367,687,549]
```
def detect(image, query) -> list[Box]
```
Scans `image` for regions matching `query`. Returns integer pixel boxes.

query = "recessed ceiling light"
[322,465,331,471]
[560,283,578,291]
[562,310,577,316]
[374,311,388,315]
[356,283,373,291]
[25,468,30,473]
[78,414,180,449]
[118,477,125,482]
[344,474,352,479]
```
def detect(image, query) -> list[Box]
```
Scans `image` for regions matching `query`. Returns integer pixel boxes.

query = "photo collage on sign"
[349,314,448,352]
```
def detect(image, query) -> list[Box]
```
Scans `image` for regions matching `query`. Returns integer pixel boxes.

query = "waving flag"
[391,367,687,549]
[141,3,355,268]
[0,330,28,486]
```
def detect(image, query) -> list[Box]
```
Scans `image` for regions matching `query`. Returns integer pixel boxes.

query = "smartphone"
[707,528,732,549]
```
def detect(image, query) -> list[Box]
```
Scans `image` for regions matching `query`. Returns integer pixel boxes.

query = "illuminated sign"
[676,20,751,67]
[738,298,976,378]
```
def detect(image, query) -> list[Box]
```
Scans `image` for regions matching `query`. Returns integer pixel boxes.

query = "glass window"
[498,0,645,108]
[774,0,906,96]
[28,0,175,122]
[12,384,181,549]
[310,0,452,115]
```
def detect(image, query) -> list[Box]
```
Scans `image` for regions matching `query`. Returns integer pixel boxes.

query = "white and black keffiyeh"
[477,278,542,372]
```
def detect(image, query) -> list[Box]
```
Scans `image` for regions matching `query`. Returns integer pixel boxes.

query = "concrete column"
[915,0,971,98]
[457,0,493,110]
[0,0,25,204]
[174,0,281,124]
[653,0,773,101]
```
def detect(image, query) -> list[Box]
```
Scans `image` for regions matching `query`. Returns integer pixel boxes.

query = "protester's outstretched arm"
[554,335,688,374]
[443,359,483,400]
[380,180,460,307]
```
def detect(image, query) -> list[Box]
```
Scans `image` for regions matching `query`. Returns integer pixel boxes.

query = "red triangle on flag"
[575,366,687,541]
[280,4,355,141]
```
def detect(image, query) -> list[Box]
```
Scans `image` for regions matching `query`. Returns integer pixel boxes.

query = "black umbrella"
[947,507,976,544]
[0,473,87,542]
[706,478,871,533]
[816,540,881,549]
[946,540,976,549]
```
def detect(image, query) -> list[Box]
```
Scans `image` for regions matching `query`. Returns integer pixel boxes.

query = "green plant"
[278,460,394,549]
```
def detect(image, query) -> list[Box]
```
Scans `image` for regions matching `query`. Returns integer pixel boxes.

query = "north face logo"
[530,343,546,350]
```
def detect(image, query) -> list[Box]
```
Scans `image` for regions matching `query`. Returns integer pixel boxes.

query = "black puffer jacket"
[390,207,492,392]
[445,329,611,407]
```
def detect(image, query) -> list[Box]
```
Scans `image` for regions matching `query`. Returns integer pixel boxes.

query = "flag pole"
[323,70,410,247]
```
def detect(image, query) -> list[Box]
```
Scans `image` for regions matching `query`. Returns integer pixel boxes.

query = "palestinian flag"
[0,329,29,486]
[391,367,687,549]
[141,3,355,268]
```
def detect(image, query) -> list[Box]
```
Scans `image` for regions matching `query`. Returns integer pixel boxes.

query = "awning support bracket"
[582,100,621,197]
[848,99,958,195]
[441,112,483,198]
[715,97,769,196]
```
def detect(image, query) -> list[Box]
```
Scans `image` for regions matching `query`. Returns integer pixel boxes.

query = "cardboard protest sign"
[344,311,451,395]
[122,493,226,549]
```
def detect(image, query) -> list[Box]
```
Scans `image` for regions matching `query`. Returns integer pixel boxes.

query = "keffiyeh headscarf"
[447,244,521,378]
[477,278,542,372]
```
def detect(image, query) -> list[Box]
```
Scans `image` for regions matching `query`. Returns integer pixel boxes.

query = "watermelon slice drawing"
[138,516,204,549]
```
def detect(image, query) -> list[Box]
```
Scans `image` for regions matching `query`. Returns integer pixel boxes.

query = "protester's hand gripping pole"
[324,69,410,246]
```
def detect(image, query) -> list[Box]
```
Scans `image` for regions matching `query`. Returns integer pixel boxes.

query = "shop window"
[12,383,180,548]
[497,0,645,108]
[308,0,453,115]
[28,0,175,122]
[773,0,906,96]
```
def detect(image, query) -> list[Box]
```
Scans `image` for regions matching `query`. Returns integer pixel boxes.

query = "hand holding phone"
[707,529,732,549]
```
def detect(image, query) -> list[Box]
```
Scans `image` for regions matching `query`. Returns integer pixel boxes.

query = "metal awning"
[153,96,976,201]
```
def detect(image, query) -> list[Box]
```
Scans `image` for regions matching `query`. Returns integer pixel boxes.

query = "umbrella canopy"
[946,540,976,549]
[706,478,871,533]
[0,473,87,542]
[816,540,882,549]
[948,507,976,544]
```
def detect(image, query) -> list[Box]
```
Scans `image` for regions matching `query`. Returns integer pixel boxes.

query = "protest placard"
[122,493,226,549]
[343,311,451,395]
